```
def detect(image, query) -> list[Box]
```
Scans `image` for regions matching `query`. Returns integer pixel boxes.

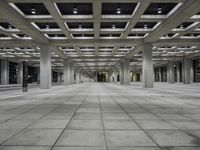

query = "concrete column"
[140,70,142,82]
[120,61,124,85]
[113,71,117,83]
[1,59,9,85]
[109,71,113,83]
[132,72,136,82]
[168,62,175,83]
[182,57,192,84]
[69,62,74,84]
[176,63,180,82]
[57,72,62,83]
[142,43,154,88]
[40,46,51,89]
[124,59,130,85]
[17,62,23,84]
[76,70,80,84]
[190,63,194,83]
[159,67,162,82]
[63,59,70,85]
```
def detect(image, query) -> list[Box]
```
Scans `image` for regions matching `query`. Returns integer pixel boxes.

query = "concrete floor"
[0,83,200,150]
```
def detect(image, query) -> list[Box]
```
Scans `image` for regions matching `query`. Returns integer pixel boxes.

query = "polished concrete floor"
[0,82,200,150]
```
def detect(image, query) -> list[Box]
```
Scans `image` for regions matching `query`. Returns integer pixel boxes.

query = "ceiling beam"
[43,0,72,39]
[145,0,200,42]
[121,1,151,38]
[0,0,49,44]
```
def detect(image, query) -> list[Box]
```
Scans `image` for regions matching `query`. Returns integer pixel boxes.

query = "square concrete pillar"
[182,58,192,84]
[176,63,180,82]
[69,62,74,84]
[63,59,70,85]
[17,62,23,84]
[40,46,51,89]
[120,61,124,85]
[113,71,118,83]
[159,68,162,82]
[124,59,130,85]
[142,43,154,88]
[76,70,80,84]
[190,63,194,83]
[57,72,61,83]
[1,59,9,85]
[168,62,175,83]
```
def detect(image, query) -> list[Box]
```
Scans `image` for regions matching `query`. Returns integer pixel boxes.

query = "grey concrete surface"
[0,83,200,150]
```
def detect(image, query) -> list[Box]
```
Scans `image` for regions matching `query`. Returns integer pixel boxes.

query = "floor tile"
[67,119,103,129]
[105,130,156,146]
[103,119,140,129]
[135,120,177,129]
[3,128,62,146]
[146,130,200,146]
[56,130,106,146]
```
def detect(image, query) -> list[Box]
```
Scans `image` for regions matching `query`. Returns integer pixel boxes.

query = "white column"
[63,59,70,85]
[40,46,51,89]
[17,62,23,84]
[176,63,180,82]
[159,67,162,82]
[190,62,194,83]
[69,62,74,84]
[113,70,117,83]
[120,61,124,85]
[124,59,130,85]
[140,70,142,82]
[1,59,9,85]
[168,62,175,83]
[57,72,62,83]
[142,43,154,88]
[182,58,192,84]
[76,70,80,84]
[109,71,113,83]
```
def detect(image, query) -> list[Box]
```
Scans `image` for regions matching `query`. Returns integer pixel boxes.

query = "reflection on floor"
[0,82,200,150]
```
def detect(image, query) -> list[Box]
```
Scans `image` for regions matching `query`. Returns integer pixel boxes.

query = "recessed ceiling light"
[31,7,36,14]
[8,24,12,29]
[144,24,148,29]
[46,24,49,29]
[157,7,162,14]
[180,24,184,29]
[116,7,121,14]
[73,7,78,14]
[78,24,82,29]
[112,24,116,29]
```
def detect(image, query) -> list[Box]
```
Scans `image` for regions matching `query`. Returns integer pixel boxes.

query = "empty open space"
[0,0,200,150]
[0,83,200,150]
